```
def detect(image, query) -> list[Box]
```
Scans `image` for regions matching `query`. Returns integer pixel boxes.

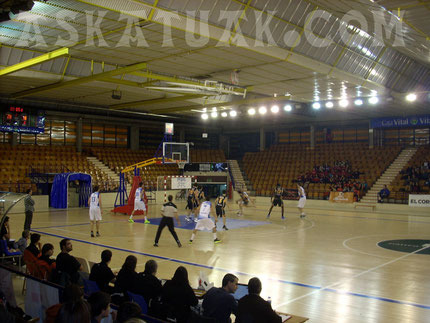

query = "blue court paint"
[31,228,430,310]
[134,215,269,231]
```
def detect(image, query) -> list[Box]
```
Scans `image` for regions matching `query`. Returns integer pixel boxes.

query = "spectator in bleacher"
[202,273,238,323]
[24,188,35,230]
[114,256,139,303]
[136,259,162,315]
[236,277,281,323]
[89,249,116,293]
[115,302,142,323]
[45,284,84,323]
[377,185,390,203]
[56,238,83,285]
[38,243,56,278]
[16,230,30,254]
[87,291,111,323]
[161,266,198,323]
[55,299,91,323]
[26,233,41,257]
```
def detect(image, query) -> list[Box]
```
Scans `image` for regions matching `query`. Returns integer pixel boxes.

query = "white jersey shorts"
[195,218,215,231]
[134,200,146,211]
[89,207,102,221]
[298,197,306,208]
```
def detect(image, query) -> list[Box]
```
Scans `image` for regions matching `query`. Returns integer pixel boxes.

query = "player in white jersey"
[297,183,306,218]
[189,196,221,244]
[88,186,102,237]
[129,182,149,224]
[236,190,251,216]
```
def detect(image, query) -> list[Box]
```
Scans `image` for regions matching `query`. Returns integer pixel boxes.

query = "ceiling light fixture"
[221,112,228,117]
[271,105,279,113]
[312,102,321,110]
[354,99,363,106]
[248,108,256,115]
[230,110,237,117]
[406,93,417,102]
[211,111,218,118]
[339,99,349,108]
[201,113,208,120]
[368,97,379,105]
[325,102,334,108]
[259,106,267,114]
[283,104,292,112]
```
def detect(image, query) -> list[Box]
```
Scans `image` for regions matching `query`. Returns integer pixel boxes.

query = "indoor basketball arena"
[0,1,429,322]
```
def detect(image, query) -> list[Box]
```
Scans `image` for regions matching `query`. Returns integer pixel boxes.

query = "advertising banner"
[371,115,430,128]
[329,192,354,203]
[408,194,430,207]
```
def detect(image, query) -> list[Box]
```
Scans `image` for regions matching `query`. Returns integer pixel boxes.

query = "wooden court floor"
[8,201,430,323]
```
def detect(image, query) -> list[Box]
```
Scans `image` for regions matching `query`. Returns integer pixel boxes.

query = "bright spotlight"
[325,102,334,108]
[271,105,279,113]
[354,99,363,106]
[211,111,218,118]
[229,110,237,117]
[221,112,228,117]
[312,102,321,110]
[248,108,256,115]
[201,113,208,120]
[339,99,349,108]
[369,97,379,105]
[259,106,267,114]
[284,104,292,112]
[406,93,417,102]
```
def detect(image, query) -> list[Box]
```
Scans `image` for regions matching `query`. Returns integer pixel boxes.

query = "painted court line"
[273,244,430,310]
[31,229,430,311]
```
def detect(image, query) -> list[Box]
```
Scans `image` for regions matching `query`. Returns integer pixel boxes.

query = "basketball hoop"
[177,161,187,170]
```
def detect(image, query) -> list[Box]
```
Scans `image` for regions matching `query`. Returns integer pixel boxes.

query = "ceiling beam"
[11,62,148,99]
[0,47,69,77]
[110,94,207,110]
[154,95,291,114]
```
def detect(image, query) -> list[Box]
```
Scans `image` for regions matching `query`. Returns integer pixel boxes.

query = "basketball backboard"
[163,142,189,164]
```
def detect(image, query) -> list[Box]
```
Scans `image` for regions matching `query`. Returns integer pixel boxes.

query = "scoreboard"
[1,106,45,134]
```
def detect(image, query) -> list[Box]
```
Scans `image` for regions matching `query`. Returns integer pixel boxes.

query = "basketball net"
[177,161,186,170]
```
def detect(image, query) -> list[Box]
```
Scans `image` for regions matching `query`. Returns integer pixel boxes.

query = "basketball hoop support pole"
[155,134,172,162]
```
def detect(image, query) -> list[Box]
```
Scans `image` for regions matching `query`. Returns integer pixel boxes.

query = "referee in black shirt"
[154,195,182,247]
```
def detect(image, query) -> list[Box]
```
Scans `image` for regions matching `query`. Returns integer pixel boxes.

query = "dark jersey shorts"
[273,197,283,207]
[216,205,225,217]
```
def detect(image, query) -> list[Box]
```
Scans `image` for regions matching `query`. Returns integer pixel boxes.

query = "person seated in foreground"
[89,249,116,294]
[136,259,162,314]
[87,291,112,323]
[202,273,238,323]
[236,277,281,323]
[161,266,198,323]
[55,238,83,285]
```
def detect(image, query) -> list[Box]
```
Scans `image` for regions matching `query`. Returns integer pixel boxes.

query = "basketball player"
[297,183,306,218]
[215,190,228,230]
[129,182,149,224]
[267,184,284,219]
[189,196,221,244]
[236,190,250,216]
[88,186,102,237]
[198,186,205,203]
[186,184,198,222]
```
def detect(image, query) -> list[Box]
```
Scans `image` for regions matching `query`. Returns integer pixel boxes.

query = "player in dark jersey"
[215,190,228,230]
[267,184,284,219]
[186,185,198,222]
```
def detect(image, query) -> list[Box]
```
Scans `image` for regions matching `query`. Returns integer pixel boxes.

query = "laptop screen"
[232,283,248,300]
